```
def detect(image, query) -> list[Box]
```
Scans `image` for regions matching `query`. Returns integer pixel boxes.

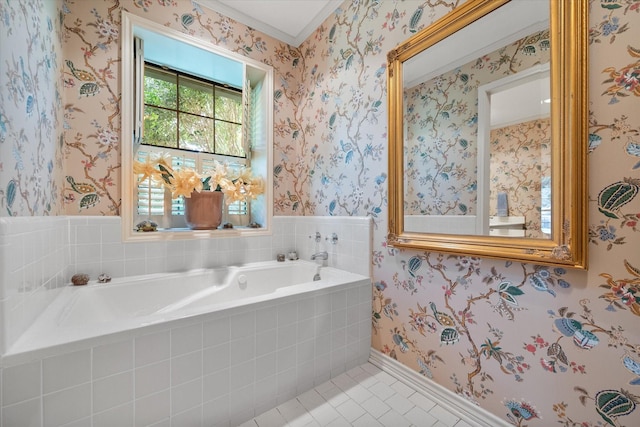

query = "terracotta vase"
[184,191,223,230]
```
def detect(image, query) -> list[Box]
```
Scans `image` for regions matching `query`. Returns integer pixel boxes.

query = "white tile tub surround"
[0,217,70,356]
[0,280,372,426]
[64,215,371,279]
[0,215,372,356]
[288,216,373,278]
[0,215,373,426]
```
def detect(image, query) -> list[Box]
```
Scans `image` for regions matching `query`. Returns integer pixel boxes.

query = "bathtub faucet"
[311,251,328,260]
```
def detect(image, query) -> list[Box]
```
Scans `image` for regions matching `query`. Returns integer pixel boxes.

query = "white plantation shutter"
[136,146,251,228]
[243,78,251,157]
[136,148,165,218]
[169,153,197,216]
[136,147,197,227]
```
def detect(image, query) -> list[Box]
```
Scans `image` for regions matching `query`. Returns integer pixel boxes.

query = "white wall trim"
[369,349,511,427]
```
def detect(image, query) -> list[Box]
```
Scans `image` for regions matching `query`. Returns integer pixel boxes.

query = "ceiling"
[195,0,343,47]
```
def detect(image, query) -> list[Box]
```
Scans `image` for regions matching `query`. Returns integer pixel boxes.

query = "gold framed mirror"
[387,0,588,268]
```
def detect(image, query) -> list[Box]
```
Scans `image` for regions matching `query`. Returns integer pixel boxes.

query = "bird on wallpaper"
[65,60,94,81]
[66,60,100,97]
[430,302,455,327]
[66,176,99,210]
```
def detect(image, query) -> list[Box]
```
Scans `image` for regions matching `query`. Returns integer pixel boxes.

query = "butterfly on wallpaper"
[5,180,17,214]
[66,176,99,210]
[623,355,640,385]
[626,142,640,169]
[589,133,602,153]
[0,113,7,142]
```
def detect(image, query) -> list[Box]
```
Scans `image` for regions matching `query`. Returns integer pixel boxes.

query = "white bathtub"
[5,260,370,359]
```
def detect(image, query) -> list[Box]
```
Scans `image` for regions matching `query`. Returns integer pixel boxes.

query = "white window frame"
[121,11,273,241]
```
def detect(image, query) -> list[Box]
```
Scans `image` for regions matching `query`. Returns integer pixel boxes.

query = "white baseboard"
[368,349,510,427]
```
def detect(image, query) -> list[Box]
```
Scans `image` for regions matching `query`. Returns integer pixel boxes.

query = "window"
[136,63,250,229]
[143,64,244,157]
[121,11,273,240]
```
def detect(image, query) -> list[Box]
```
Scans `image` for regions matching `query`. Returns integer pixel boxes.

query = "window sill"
[124,225,271,242]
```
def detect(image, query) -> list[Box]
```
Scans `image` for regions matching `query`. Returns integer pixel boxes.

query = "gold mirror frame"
[387,0,588,268]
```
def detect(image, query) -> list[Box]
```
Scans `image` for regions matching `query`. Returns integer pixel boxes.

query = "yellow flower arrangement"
[134,151,265,203]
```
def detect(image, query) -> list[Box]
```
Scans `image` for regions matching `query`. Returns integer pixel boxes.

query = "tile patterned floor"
[241,362,475,427]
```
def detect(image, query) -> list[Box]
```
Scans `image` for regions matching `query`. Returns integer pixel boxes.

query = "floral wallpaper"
[490,117,551,239]
[2,0,640,425]
[403,30,550,216]
[0,0,65,216]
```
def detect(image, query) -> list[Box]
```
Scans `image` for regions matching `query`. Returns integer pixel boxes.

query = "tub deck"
[3,260,370,361]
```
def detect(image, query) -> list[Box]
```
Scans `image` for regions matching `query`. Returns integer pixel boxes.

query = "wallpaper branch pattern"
[62,2,122,214]
[0,0,64,216]
[1,0,640,425]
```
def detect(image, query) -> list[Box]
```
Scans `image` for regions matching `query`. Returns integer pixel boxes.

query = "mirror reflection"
[401,0,549,237]
[484,65,551,239]
[387,0,588,268]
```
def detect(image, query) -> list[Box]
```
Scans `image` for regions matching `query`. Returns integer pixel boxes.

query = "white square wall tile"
[228,385,256,424]
[203,343,231,375]
[135,390,170,426]
[255,306,277,332]
[92,403,134,427]
[229,360,255,392]
[229,335,256,366]
[136,360,170,399]
[92,371,133,413]
[202,369,229,402]
[172,404,203,427]
[43,383,91,427]
[203,315,230,347]
[43,349,91,394]
[61,417,92,427]
[171,378,203,415]
[276,323,297,350]
[171,322,203,357]
[2,360,41,406]
[2,398,42,427]
[135,329,170,367]
[255,352,277,382]
[93,339,133,379]
[171,351,203,386]
[255,327,277,357]
[277,301,298,326]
